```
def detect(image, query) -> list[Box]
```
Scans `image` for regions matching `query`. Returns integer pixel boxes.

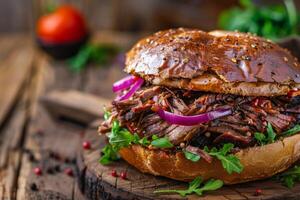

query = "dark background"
[1,0,300,33]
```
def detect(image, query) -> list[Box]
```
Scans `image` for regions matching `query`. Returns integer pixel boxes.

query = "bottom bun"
[119,134,300,184]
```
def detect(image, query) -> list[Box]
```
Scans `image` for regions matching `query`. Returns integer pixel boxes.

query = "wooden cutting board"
[77,125,300,200]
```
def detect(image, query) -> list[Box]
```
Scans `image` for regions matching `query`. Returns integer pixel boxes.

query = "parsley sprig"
[154,177,223,197]
[278,165,300,188]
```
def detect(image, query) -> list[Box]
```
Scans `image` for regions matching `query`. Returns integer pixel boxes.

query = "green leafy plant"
[254,122,276,145]
[183,150,201,162]
[282,125,300,136]
[278,165,300,188]
[100,114,173,164]
[255,123,300,145]
[219,0,299,40]
[154,177,223,197]
[151,135,174,148]
[69,43,119,72]
[205,143,243,174]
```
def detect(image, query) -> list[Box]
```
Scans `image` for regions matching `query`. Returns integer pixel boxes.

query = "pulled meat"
[100,86,298,149]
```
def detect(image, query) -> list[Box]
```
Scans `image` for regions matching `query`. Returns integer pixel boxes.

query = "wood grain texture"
[16,55,85,200]
[0,42,34,127]
[41,90,110,125]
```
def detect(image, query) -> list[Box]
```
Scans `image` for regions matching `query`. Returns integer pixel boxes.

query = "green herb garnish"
[278,165,300,188]
[205,143,243,174]
[69,43,119,72]
[282,125,300,136]
[100,119,172,164]
[254,122,276,145]
[219,0,299,40]
[183,150,201,162]
[154,177,223,197]
[151,135,174,148]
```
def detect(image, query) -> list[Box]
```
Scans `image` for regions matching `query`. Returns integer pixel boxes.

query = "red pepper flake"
[254,189,262,196]
[120,171,127,180]
[82,141,91,150]
[64,168,73,177]
[34,167,42,176]
[111,169,118,177]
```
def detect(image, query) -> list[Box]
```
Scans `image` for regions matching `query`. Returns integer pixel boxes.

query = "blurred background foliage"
[0,0,299,38]
[219,0,299,40]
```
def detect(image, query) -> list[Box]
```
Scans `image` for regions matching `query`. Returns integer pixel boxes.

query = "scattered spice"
[254,189,262,196]
[120,171,127,180]
[34,167,42,176]
[30,183,38,191]
[82,141,91,150]
[111,169,118,177]
[46,167,55,174]
[54,165,61,172]
[49,151,60,160]
[64,168,74,177]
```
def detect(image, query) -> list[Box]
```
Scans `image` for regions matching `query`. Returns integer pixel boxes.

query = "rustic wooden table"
[1,31,300,200]
[0,31,139,200]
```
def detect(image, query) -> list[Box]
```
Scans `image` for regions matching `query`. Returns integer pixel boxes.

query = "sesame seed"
[205,132,211,137]
[284,57,288,62]
[231,58,237,63]
[183,58,189,63]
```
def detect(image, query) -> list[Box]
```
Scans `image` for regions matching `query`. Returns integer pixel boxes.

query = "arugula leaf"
[151,137,174,148]
[100,120,169,164]
[138,137,151,146]
[267,122,276,143]
[278,165,300,188]
[254,132,267,145]
[206,143,243,174]
[154,177,223,197]
[282,125,300,136]
[99,144,119,165]
[103,110,111,121]
[183,150,201,162]
[254,122,276,145]
[194,179,224,196]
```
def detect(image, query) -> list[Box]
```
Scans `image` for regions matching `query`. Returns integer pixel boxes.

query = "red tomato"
[37,5,87,44]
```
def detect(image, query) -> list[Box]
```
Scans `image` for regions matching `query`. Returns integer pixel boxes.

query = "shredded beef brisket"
[100,86,298,149]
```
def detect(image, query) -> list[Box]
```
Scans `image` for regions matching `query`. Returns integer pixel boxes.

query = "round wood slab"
[77,127,300,200]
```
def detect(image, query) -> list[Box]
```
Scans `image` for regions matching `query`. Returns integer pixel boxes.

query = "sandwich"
[99,28,300,184]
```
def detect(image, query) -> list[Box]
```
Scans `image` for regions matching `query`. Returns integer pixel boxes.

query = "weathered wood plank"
[41,90,110,125]
[0,51,34,200]
[16,55,85,200]
[0,44,34,127]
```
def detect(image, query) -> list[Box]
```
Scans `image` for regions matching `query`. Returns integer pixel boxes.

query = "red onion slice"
[153,106,232,126]
[116,78,144,101]
[112,75,137,93]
